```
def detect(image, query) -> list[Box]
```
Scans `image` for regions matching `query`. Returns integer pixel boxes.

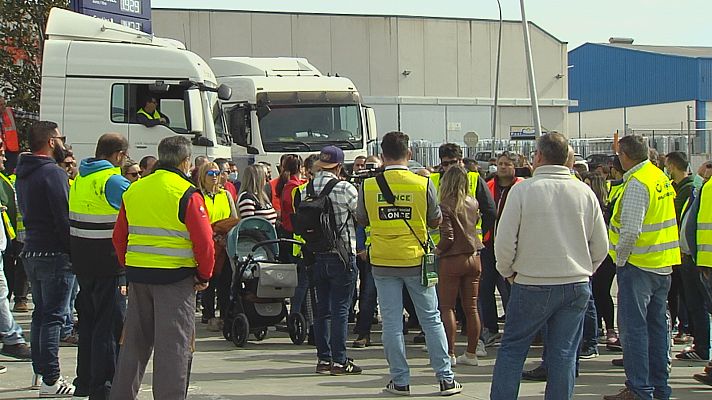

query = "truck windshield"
[260,104,362,152]
[207,92,230,146]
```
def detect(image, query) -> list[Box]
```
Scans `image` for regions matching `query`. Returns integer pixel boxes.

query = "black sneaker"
[413,332,426,344]
[352,334,371,348]
[384,380,410,396]
[330,359,362,375]
[522,365,547,381]
[1,343,31,360]
[439,379,462,396]
[606,338,623,352]
[579,347,599,360]
[315,360,331,374]
[693,373,712,387]
[611,358,624,367]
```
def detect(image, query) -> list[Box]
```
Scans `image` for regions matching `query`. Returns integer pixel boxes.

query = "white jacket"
[494,165,609,285]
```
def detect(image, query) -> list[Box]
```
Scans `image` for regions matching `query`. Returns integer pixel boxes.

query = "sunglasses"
[206,170,220,177]
[127,172,140,178]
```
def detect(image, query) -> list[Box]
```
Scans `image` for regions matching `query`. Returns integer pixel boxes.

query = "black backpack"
[292,179,343,255]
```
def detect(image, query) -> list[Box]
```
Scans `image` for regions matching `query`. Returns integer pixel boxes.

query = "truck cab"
[209,57,377,174]
[40,8,232,162]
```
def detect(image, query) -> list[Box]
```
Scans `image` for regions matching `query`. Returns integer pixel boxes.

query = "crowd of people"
[1,118,712,399]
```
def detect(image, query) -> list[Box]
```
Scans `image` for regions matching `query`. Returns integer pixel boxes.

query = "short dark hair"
[380,131,410,160]
[439,143,462,160]
[29,121,59,152]
[618,135,648,164]
[157,136,191,169]
[95,133,128,158]
[213,158,229,169]
[139,155,156,169]
[536,133,569,165]
[665,151,688,171]
[463,158,476,167]
[142,95,157,107]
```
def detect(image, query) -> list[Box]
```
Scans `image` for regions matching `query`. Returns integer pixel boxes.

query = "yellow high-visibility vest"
[0,173,16,240]
[609,161,680,268]
[363,169,429,267]
[203,189,232,224]
[137,108,161,120]
[68,167,121,239]
[696,180,712,267]
[290,182,308,257]
[124,169,197,269]
[431,170,482,242]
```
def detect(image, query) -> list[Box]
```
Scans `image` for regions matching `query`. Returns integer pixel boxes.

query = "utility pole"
[519,0,542,137]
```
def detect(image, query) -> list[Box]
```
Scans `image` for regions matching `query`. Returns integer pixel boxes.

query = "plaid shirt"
[615,160,672,274]
[301,171,358,254]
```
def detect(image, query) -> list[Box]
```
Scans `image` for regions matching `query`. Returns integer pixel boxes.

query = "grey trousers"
[109,276,196,400]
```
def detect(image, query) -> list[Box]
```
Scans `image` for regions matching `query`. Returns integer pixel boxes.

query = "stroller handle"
[251,238,303,253]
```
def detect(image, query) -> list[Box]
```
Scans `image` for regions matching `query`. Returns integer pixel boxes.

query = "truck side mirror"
[365,106,378,142]
[187,89,204,134]
[217,84,232,101]
[227,105,249,146]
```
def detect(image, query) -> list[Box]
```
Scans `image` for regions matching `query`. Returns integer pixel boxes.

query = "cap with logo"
[314,145,345,169]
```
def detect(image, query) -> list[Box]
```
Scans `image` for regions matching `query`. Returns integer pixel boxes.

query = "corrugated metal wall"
[569,43,703,112]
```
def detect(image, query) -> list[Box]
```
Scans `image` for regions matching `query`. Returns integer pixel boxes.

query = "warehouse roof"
[602,43,712,59]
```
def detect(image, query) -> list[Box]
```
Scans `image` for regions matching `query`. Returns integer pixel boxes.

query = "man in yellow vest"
[135,96,169,127]
[604,135,680,400]
[110,136,215,400]
[683,161,712,386]
[68,133,131,398]
[356,131,462,396]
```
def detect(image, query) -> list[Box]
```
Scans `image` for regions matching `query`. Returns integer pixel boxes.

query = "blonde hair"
[198,162,220,194]
[240,164,270,206]
[439,165,470,213]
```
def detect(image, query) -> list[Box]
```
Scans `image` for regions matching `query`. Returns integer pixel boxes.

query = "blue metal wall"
[569,43,711,113]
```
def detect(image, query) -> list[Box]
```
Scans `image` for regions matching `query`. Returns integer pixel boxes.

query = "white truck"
[209,57,377,173]
[40,8,233,162]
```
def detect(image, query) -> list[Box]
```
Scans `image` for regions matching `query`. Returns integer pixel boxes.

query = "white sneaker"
[31,373,42,390]
[476,340,487,357]
[449,355,457,367]
[40,376,75,398]
[457,352,479,366]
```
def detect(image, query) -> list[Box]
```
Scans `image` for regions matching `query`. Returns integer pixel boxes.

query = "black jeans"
[669,267,689,333]
[478,246,510,333]
[592,255,616,331]
[679,255,710,359]
[202,260,232,319]
[354,256,377,336]
[75,275,127,399]
[4,243,29,302]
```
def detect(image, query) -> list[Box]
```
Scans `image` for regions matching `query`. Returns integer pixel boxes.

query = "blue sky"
[152,0,712,50]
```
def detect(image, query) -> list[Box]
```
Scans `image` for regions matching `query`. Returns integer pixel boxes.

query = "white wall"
[570,100,694,138]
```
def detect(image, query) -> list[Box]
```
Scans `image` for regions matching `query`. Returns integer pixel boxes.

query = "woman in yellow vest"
[197,162,237,331]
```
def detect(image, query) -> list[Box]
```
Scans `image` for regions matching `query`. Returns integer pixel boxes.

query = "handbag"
[375,173,438,287]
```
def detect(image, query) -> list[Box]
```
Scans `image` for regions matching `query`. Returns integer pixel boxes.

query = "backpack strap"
[319,178,340,198]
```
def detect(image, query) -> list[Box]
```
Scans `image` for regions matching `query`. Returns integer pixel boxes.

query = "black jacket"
[16,154,70,253]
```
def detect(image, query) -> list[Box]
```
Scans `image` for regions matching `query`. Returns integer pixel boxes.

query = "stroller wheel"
[253,328,268,341]
[288,313,307,345]
[222,318,233,341]
[231,313,250,347]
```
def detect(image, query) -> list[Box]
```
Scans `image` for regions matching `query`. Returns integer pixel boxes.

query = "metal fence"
[368,134,699,169]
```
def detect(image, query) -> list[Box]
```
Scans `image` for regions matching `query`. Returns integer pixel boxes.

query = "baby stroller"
[223,217,308,347]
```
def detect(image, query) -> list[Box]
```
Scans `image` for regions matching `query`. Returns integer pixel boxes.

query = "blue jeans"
[373,272,454,386]
[23,254,75,384]
[290,256,309,317]
[312,253,357,365]
[355,257,377,336]
[478,246,509,333]
[491,282,589,400]
[0,254,25,345]
[617,264,672,400]
[580,279,598,353]
[63,278,79,337]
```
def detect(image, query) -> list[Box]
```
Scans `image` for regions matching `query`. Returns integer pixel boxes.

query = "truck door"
[64,78,129,160]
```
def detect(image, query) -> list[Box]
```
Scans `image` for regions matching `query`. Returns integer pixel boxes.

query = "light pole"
[491,0,503,155]
[519,0,542,137]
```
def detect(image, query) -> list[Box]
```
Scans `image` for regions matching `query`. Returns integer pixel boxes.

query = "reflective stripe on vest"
[68,167,121,239]
[364,169,429,267]
[1,108,19,152]
[431,170,482,241]
[137,108,161,120]
[697,181,712,267]
[123,169,196,269]
[203,190,232,224]
[290,183,308,257]
[608,161,681,268]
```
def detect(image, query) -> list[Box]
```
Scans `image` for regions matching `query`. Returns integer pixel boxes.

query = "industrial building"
[569,40,712,154]
[151,7,574,146]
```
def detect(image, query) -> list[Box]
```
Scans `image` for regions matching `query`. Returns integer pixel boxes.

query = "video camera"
[344,162,384,184]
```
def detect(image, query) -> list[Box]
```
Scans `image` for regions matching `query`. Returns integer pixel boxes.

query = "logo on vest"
[377,193,413,203]
[378,206,412,220]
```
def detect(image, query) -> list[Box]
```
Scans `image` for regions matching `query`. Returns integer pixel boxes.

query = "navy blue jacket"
[16,154,70,254]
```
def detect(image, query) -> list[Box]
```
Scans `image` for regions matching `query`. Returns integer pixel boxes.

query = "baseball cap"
[314,145,344,169]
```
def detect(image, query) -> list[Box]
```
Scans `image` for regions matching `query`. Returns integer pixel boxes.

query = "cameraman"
[356,132,462,396]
